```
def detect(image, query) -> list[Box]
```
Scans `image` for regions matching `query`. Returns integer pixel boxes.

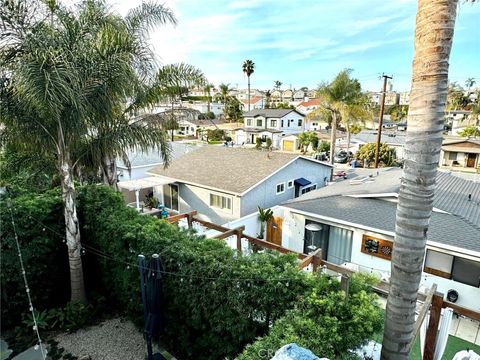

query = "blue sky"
[111,0,479,92]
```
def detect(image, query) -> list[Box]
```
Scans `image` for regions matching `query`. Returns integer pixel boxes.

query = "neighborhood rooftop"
[243,109,302,117]
[149,147,329,194]
[283,195,480,255]
[285,167,480,227]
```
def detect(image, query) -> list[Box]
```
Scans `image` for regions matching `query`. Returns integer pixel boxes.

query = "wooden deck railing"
[166,210,480,346]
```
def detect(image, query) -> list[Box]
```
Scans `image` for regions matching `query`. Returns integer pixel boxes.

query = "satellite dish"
[305,223,323,232]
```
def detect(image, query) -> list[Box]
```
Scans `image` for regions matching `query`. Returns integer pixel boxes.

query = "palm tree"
[315,70,365,165]
[265,90,272,109]
[0,0,177,302]
[242,59,255,111]
[219,83,231,104]
[274,80,282,90]
[465,77,476,91]
[203,83,214,113]
[381,0,459,358]
[257,206,273,239]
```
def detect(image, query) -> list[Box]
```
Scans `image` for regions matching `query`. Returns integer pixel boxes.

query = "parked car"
[334,151,350,164]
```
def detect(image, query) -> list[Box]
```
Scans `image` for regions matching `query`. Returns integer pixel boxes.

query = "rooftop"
[284,195,480,254]
[285,167,480,226]
[243,109,304,118]
[352,130,406,146]
[149,146,330,194]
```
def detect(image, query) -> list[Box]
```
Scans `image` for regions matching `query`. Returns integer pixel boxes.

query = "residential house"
[241,96,264,110]
[296,98,321,115]
[399,91,410,105]
[184,101,225,117]
[270,90,282,106]
[226,168,480,312]
[440,139,480,171]
[147,146,332,224]
[235,109,305,148]
[293,90,306,102]
[236,89,264,101]
[117,143,202,207]
[282,89,294,103]
[345,130,406,159]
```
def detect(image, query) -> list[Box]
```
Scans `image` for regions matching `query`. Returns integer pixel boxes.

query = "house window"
[424,249,480,287]
[301,184,317,195]
[270,119,277,127]
[298,119,303,126]
[246,119,252,126]
[281,120,284,127]
[287,180,294,189]
[210,193,232,210]
[256,119,262,127]
[448,152,457,161]
[276,183,285,194]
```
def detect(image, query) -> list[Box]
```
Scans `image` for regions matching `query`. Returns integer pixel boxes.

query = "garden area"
[1,185,384,360]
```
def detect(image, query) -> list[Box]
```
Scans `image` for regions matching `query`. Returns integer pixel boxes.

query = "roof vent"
[468,194,472,201]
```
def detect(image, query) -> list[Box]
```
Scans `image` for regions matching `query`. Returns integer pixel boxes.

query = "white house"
[241,96,264,110]
[225,168,480,312]
[235,109,305,148]
[346,130,406,159]
[184,101,225,116]
[147,146,332,224]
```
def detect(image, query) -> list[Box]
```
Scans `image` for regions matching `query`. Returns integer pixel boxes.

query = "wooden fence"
[167,211,480,360]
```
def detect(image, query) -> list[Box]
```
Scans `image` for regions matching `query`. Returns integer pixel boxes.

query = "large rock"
[270,343,329,360]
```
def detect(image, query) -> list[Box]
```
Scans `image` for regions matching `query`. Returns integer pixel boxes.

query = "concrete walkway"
[450,315,480,345]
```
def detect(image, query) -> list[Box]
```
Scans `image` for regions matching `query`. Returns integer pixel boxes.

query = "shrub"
[255,138,262,149]
[76,185,313,360]
[207,128,225,141]
[0,189,70,330]
[355,142,396,167]
[236,274,383,360]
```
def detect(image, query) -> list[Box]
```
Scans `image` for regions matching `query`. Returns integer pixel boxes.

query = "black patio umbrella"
[138,254,166,360]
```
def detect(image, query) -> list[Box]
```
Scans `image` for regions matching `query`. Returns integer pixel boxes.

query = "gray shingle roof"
[243,109,304,118]
[352,130,406,146]
[285,167,480,227]
[118,143,201,168]
[283,196,480,253]
[148,146,327,194]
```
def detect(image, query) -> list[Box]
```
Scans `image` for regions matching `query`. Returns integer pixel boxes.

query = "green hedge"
[2,185,383,360]
[236,275,383,360]
[0,189,70,330]
[77,186,313,360]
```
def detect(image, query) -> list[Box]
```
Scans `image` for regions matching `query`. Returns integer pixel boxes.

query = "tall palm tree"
[203,83,214,113]
[381,0,458,358]
[219,83,231,105]
[315,70,364,165]
[274,80,282,90]
[242,59,255,111]
[465,77,476,91]
[0,0,177,302]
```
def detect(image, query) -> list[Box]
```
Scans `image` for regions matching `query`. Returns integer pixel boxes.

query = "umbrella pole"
[138,255,153,360]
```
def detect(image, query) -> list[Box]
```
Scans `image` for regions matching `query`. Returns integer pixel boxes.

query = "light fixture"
[305,223,323,232]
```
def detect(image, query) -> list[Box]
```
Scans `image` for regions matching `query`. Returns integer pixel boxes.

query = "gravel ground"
[55,318,150,360]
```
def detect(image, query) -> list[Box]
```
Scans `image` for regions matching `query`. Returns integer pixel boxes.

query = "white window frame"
[209,193,233,213]
[246,119,252,126]
[287,180,294,189]
[256,119,263,127]
[270,119,277,127]
[301,184,317,195]
[276,182,285,195]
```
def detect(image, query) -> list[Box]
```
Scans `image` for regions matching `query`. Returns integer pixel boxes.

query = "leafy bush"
[355,142,397,167]
[236,274,383,360]
[77,186,314,360]
[0,189,70,330]
[207,128,225,141]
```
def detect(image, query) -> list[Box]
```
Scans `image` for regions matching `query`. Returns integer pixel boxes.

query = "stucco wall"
[240,158,332,217]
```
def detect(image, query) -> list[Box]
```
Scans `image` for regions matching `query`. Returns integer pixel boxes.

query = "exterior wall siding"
[240,158,331,217]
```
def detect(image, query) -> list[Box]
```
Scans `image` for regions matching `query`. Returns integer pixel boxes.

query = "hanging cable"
[6,197,47,360]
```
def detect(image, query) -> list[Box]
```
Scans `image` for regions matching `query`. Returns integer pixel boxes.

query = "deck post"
[423,292,444,360]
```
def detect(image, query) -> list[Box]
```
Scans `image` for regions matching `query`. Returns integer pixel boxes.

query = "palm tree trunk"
[329,111,337,165]
[247,76,251,112]
[102,155,118,190]
[59,153,87,303]
[346,123,351,153]
[381,1,457,359]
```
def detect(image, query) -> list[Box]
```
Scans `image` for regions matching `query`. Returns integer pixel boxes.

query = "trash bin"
[351,159,357,168]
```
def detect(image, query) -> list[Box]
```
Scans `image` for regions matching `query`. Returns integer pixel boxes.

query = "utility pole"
[374,74,393,168]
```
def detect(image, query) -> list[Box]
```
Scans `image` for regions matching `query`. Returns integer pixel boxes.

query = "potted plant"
[257,206,273,239]
[144,194,159,209]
